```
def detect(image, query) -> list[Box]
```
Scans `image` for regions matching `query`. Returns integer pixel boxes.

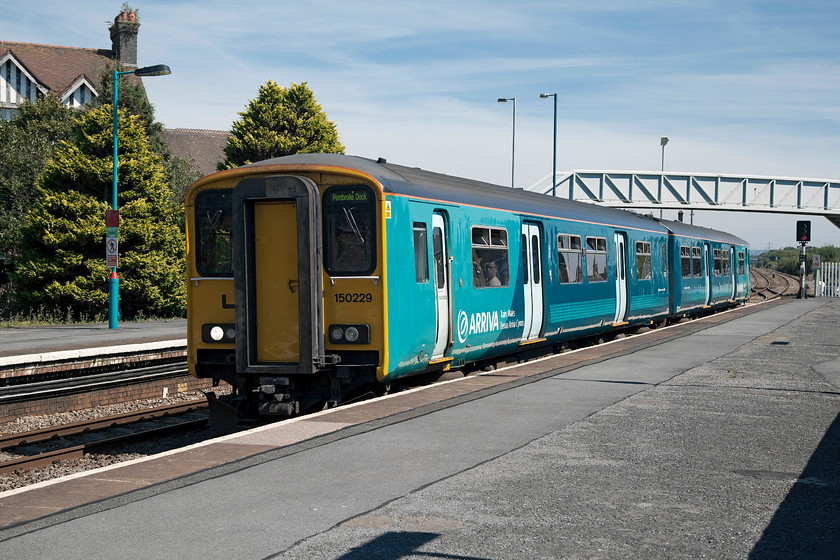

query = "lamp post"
[497,97,516,187]
[540,93,557,196]
[110,64,171,330]
[660,137,669,218]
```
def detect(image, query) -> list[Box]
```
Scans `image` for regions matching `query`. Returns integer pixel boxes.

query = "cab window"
[195,189,234,277]
[323,185,376,276]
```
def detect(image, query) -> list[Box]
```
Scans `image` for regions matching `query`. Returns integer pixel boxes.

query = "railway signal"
[796,220,811,298]
[796,220,811,243]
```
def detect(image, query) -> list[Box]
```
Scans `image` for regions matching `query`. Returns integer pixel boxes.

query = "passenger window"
[433,227,444,288]
[413,223,429,283]
[714,249,722,276]
[635,241,651,280]
[586,237,608,283]
[662,243,668,278]
[692,247,702,278]
[738,251,745,275]
[472,226,509,287]
[722,250,730,275]
[557,234,583,284]
[521,234,529,285]
[680,246,692,279]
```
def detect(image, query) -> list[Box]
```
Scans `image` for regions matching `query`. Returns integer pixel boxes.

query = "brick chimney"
[109,10,139,68]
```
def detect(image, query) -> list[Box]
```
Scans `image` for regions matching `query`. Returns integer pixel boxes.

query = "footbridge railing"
[538,172,840,226]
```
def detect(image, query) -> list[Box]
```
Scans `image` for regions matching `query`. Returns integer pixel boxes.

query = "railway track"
[750,268,799,301]
[0,401,209,475]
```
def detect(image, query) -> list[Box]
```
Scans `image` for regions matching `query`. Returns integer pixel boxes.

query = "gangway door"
[232,175,325,375]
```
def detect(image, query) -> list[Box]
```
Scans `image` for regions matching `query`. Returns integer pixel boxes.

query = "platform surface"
[0,319,186,358]
[0,299,838,559]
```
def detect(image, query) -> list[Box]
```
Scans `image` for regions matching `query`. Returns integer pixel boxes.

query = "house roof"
[0,41,116,98]
[162,128,229,176]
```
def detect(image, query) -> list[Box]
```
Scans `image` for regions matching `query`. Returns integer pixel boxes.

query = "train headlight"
[327,324,370,345]
[210,326,224,341]
[344,326,360,343]
[329,326,345,343]
[201,323,236,344]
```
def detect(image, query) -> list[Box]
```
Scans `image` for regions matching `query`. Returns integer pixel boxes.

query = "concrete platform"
[0,319,186,360]
[0,299,838,559]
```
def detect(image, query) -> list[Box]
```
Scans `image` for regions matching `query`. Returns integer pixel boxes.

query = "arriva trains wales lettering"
[469,310,499,336]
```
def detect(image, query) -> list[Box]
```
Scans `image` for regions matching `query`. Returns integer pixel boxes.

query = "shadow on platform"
[323,531,490,560]
[749,412,840,559]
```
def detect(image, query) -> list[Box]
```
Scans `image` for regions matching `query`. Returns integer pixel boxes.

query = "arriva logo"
[457,309,501,343]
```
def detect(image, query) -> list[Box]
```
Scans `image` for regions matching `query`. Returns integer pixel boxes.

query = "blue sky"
[4,1,840,250]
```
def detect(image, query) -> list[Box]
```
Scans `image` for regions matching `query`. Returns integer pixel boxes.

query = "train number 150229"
[334,293,372,303]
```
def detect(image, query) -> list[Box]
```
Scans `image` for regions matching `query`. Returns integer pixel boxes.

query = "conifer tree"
[220,81,344,169]
[0,97,74,257]
[12,105,185,320]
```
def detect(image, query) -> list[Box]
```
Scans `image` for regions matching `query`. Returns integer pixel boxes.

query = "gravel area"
[0,388,230,492]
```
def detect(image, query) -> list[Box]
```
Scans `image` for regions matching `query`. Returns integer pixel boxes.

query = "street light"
[110,64,171,330]
[497,97,516,187]
[540,93,557,196]
[660,137,669,219]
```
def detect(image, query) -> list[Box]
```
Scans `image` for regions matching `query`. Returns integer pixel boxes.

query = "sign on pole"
[105,210,119,268]
[105,236,119,268]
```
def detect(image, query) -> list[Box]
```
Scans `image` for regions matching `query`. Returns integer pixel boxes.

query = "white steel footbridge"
[533,172,840,230]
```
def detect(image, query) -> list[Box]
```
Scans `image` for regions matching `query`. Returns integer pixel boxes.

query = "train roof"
[242,154,747,246]
[245,154,666,232]
[656,218,749,246]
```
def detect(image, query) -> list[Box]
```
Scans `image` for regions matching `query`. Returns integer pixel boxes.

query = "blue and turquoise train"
[185,154,750,419]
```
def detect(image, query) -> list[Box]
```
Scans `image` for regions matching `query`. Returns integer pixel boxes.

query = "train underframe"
[200,359,381,428]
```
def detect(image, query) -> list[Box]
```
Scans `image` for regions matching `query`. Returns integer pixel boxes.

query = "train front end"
[185,160,386,421]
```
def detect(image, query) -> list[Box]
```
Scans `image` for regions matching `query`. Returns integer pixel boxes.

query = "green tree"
[12,105,185,320]
[220,81,344,169]
[95,68,201,205]
[0,97,75,256]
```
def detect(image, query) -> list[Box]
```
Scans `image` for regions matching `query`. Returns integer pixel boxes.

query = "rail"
[0,401,208,475]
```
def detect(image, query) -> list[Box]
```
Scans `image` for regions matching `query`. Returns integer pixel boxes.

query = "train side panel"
[624,230,670,324]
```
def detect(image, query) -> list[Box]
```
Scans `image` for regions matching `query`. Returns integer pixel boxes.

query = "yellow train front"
[186,156,387,419]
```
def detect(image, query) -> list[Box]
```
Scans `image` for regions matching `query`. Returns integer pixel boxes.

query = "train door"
[521,222,544,341]
[431,212,451,359]
[729,246,737,299]
[613,232,628,324]
[232,175,324,375]
[704,243,712,305]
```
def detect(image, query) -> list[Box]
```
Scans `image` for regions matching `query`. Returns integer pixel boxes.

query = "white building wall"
[1,59,39,119]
